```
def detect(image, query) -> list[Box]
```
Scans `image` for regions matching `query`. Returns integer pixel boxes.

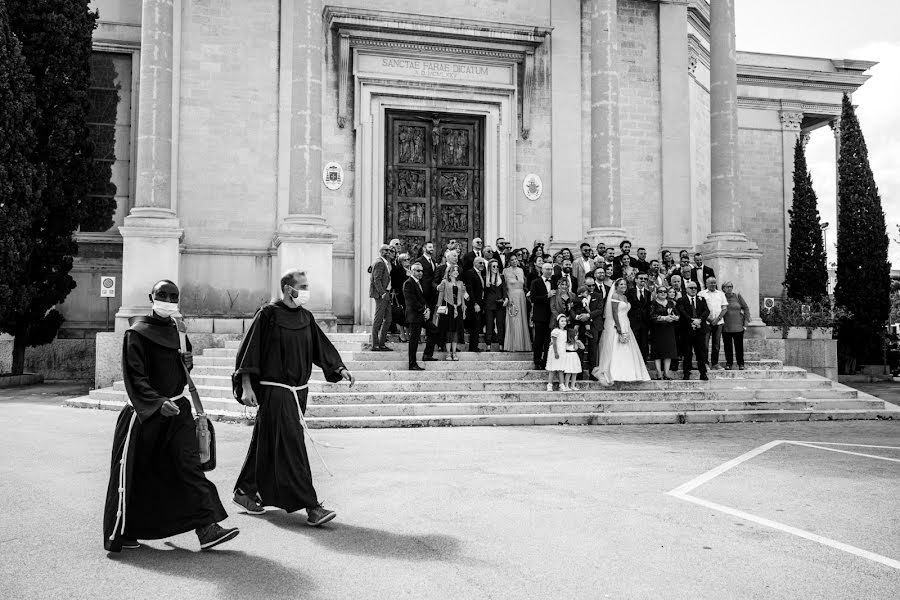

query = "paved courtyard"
[0,386,898,600]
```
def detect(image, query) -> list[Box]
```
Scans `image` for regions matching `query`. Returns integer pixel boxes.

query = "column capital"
[779,110,803,131]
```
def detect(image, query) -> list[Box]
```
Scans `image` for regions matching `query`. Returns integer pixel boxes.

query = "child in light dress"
[546,314,585,391]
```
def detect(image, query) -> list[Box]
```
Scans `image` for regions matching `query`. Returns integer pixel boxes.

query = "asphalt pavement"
[0,393,898,600]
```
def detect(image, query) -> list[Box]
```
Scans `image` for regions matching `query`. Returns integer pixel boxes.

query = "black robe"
[103,315,227,552]
[232,301,346,512]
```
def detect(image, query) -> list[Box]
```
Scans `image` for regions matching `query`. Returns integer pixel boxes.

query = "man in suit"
[530,262,555,369]
[403,263,438,370]
[581,275,606,375]
[677,281,710,380]
[633,247,651,274]
[462,237,485,271]
[625,272,652,360]
[494,237,509,270]
[552,258,577,292]
[691,253,715,287]
[461,258,485,351]
[572,242,595,290]
[369,244,394,351]
[612,240,633,278]
[414,241,438,311]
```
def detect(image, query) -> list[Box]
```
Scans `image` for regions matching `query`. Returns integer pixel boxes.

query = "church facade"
[65,0,873,334]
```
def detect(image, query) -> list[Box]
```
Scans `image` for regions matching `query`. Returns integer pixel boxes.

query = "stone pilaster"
[116,0,183,330]
[659,0,692,251]
[274,0,336,329]
[586,0,627,247]
[830,118,841,241]
[700,0,764,332]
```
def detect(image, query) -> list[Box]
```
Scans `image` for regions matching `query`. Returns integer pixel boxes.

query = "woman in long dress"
[593,278,651,385]
[503,255,532,352]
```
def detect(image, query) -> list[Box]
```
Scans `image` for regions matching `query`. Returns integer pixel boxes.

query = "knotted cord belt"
[259,381,341,476]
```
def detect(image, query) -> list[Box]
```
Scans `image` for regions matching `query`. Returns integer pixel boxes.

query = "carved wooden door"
[386,112,482,259]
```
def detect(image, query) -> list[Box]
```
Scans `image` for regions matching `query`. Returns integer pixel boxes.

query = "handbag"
[174,317,216,471]
[436,305,448,315]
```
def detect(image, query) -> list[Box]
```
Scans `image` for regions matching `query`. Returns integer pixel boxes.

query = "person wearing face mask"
[231,269,354,527]
[104,280,239,552]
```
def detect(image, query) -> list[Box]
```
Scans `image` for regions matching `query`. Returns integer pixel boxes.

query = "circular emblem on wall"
[323,161,344,190]
[523,174,542,201]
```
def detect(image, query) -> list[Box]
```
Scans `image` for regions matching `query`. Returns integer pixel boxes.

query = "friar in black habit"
[103,280,239,553]
[232,269,354,526]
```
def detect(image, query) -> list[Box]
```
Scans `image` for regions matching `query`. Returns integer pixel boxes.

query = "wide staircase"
[69,332,896,427]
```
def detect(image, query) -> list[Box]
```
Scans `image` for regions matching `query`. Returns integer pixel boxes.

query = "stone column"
[779,109,803,276]
[699,0,764,331]
[659,1,692,252]
[273,0,337,329]
[586,0,627,246]
[115,0,183,330]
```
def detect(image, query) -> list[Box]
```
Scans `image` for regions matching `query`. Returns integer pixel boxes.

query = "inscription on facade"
[357,53,513,86]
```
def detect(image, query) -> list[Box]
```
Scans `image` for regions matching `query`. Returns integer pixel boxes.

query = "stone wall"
[0,336,95,381]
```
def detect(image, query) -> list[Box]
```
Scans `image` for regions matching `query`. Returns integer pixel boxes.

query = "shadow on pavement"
[264,511,465,563]
[109,542,316,599]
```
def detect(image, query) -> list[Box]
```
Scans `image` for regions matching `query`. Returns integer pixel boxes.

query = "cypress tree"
[784,137,828,300]
[834,93,892,368]
[0,0,44,374]
[1,1,100,374]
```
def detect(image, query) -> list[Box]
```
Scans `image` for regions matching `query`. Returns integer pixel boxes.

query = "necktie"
[691,297,696,315]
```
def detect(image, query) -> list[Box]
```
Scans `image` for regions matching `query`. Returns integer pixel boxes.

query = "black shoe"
[409,364,425,371]
[232,491,265,515]
[120,538,141,550]
[682,374,691,380]
[380,345,394,351]
[307,504,336,527]
[423,355,438,362]
[699,373,709,381]
[196,523,240,550]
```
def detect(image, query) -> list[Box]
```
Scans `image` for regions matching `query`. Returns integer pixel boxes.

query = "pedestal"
[586,226,629,249]
[700,233,765,335]
[273,215,338,331]
[115,209,183,331]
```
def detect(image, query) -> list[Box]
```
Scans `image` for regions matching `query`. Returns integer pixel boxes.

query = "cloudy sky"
[736,0,900,268]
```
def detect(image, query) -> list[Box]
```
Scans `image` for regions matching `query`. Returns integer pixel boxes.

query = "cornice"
[687,0,710,41]
[736,97,841,117]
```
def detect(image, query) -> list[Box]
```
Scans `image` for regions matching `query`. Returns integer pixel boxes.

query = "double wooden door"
[385,111,484,258]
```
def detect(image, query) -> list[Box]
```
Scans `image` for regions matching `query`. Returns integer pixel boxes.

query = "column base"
[273,216,338,325]
[585,227,629,248]
[115,212,183,331]
[699,232,764,327]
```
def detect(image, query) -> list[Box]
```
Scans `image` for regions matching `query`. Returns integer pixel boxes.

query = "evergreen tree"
[834,93,892,368]
[784,137,828,300]
[0,0,45,374]
[1,1,100,374]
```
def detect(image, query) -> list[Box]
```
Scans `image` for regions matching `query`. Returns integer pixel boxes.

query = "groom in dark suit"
[676,281,710,380]
[529,262,555,369]
[625,273,651,360]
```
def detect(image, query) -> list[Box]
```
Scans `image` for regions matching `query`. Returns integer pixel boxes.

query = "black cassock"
[103,315,227,552]
[232,301,346,513]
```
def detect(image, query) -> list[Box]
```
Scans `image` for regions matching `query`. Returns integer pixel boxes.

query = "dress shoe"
[380,345,394,351]
[423,355,438,362]
[699,373,709,381]
[409,364,425,371]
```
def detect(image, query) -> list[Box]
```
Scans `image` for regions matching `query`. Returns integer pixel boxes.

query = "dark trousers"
[588,324,602,370]
[484,308,506,344]
[722,331,745,366]
[682,330,708,377]
[466,305,483,350]
[533,320,551,367]
[631,321,649,360]
[408,320,437,365]
[705,324,723,366]
[372,295,392,347]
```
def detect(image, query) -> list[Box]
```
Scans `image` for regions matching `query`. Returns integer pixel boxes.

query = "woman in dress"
[503,255,532,352]
[434,263,466,361]
[592,278,651,385]
[721,281,751,370]
[649,286,679,379]
[550,276,575,324]
[620,255,638,289]
[661,249,675,274]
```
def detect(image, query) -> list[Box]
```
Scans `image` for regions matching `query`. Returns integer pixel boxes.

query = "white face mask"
[152,300,180,319]
[288,286,310,306]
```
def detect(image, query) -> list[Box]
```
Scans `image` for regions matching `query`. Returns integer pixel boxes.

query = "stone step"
[106,381,858,403]
[189,374,836,392]
[64,396,895,427]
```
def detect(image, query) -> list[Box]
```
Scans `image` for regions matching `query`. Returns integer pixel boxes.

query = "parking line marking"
[787,441,900,464]
[667,439,900,571]
[668,491,900,571]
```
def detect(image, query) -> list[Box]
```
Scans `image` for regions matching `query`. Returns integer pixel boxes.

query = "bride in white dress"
[593,278,651,385]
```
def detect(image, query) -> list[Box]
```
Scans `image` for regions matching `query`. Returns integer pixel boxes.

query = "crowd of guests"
[369,237,752,382]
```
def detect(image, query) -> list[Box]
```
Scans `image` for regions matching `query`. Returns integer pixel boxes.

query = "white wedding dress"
[593,295,651,385]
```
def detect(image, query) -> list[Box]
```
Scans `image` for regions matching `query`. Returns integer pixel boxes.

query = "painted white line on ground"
[667,440,784,496]
[786,441,900,464]
[668,492,900,571]
[786,441,900,450]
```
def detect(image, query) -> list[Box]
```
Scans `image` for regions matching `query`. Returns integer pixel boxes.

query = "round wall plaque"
[523,173,542,201]
[323,161,344,190]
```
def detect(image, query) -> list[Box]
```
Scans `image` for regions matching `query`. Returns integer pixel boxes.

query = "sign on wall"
[323,161,344,190]
[523,173,543,201]
[100,276,116,297]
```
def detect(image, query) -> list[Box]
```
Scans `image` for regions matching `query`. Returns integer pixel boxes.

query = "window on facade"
[86,51,132,231]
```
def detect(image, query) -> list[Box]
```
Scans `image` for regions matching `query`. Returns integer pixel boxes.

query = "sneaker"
[233,491,265,515]
[121,538,141,550]
[560,384,570,391]
[307,504,336,527]
[196,523,240,550]
[547,383,553,392]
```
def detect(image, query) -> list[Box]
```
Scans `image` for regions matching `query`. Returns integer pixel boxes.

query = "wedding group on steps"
[369,237,753,385]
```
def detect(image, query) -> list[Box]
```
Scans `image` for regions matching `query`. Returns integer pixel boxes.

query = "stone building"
[65,0,873,339]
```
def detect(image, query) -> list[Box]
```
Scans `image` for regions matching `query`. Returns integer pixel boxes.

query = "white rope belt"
[109,395,182,542]
[259,381,340,476]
